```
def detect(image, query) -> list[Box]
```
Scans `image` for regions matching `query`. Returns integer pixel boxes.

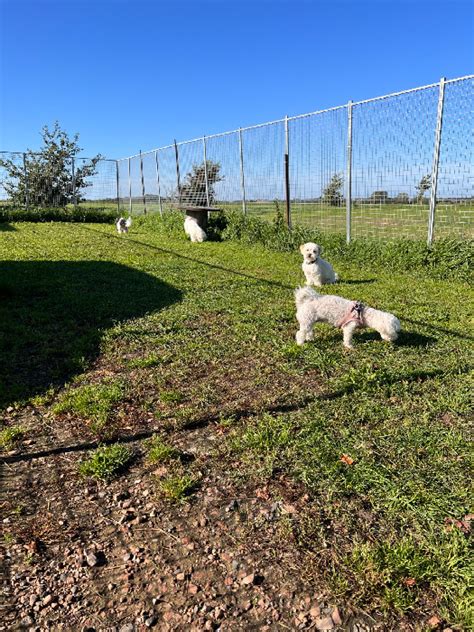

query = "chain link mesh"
[4,77,471,239]
[116,76,472,241]
[241,122,285,218]
[0,152,117,210]
[290,107,347,234]
[435,78,474,239]
[351,86,439,239]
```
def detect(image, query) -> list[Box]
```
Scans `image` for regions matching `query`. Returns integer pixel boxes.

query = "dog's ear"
[299,244,306,254]
[316,244,322,255]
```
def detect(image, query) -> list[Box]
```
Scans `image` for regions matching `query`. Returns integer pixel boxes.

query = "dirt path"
[1,412,372,632]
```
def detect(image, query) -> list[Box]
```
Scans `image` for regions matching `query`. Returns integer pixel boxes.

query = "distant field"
[115,199,473,240]
[1,198,472,239]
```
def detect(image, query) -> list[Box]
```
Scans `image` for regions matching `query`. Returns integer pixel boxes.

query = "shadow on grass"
[0,223,17,231]
[0,261,181,408]
[338,278,377,285]
[357,329,436,347]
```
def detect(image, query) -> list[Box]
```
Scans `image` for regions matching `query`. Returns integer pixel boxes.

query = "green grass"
[53,381,124,435]
[158,471,199,502]
[0,425,25,450]
[1,218,472,629]
[146,434,180,463]
[78,443,133,480]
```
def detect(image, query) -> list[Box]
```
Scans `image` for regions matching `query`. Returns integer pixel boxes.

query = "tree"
[370,190,389,204]
[0,122,102,208]
[394,192,410,204]
[322,173,344,206]
[415,174,431,204]
[178,160,223,207]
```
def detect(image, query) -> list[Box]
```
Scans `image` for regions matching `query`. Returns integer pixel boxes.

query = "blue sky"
[0,0,473,160]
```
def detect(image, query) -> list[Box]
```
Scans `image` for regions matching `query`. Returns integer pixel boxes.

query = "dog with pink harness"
[294,286,400,349]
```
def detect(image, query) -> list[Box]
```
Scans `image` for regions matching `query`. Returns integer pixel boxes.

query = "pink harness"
[337,301,365,328]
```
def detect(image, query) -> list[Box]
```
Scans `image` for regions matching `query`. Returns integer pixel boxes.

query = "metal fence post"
[115,160,120,215]
[346,100,353,243]
[139,150,147,214]
[427,77,446,245]
[284,116,291,228]
[71,157,77,209]
[174,140,181,205]
[202,136,210,207]
[154,150,163,215]
[238,128,247,215]
[23,153,29,210]
[128,157,132,215]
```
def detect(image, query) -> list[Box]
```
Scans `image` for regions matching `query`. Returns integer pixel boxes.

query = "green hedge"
[0,206,117,224]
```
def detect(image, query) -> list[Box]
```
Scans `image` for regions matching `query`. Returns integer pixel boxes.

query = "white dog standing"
[184,216,207,243]
[300,242,338,286]
[116,217,132,234]
[295,286,400,349]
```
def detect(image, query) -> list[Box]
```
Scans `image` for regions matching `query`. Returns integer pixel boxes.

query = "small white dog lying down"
[300,242,338,286]
[184,216,207,243]
[295,286,400,349]
[116,217,132,234]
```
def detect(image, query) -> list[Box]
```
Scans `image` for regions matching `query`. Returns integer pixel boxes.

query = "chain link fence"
[0,152,118,210]
[2,76,472,242]
[117,75,473,243]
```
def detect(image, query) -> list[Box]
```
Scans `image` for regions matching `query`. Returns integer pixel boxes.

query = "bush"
[0,206,117,224]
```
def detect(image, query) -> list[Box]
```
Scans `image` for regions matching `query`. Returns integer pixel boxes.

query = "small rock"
[119,625,134,632]
[144,616,157,628]
[19,616,34,627]
[241,573,255,585]
[310,605,321,618]
[315,616,334,630]
[331,607,342,626]
[225,500,238,512]
[42,594,53,607]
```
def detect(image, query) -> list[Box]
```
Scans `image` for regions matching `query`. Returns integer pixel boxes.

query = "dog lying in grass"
[300,242,338,286]
[116,217,132,234]
[295,286,400,349]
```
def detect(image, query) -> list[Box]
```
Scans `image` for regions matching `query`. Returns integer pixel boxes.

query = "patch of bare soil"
[1,416,377,632]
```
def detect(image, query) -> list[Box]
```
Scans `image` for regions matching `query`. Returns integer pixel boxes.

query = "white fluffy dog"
[295,286,400,349]
[300,242,338,286]
[184,216,207,243]
[116,217,132,234]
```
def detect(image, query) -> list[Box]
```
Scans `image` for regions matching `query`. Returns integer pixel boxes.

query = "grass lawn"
[0,220,472,629]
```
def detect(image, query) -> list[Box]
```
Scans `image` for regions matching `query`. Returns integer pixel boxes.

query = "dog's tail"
[125,217,132,228]
[294,286,319,307]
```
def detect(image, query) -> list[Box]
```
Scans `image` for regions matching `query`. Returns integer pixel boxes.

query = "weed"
[128,354,165,369]
[158,471,198,502]
[0,425,25,450]
[160,390,184,404]
[146,435,180,464]
[79,443,133,480]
